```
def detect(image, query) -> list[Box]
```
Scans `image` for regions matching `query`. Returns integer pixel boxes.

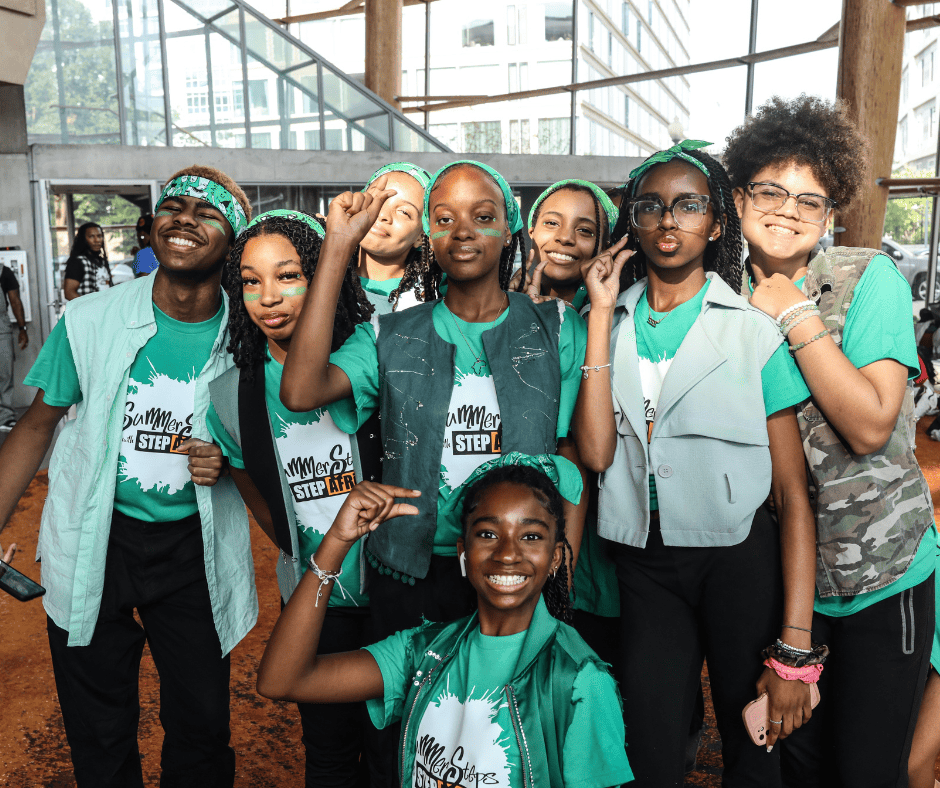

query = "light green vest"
[38,274,257,654]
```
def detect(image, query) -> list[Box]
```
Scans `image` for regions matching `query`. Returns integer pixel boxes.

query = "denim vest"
[395,598,620,788]
[371,292,561,578]
[38,275,257,654]
[597,273,782,548]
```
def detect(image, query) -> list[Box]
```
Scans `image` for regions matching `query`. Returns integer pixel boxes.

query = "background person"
[0,264,28,432]
[63,222,112,300]
[133,213,158,276]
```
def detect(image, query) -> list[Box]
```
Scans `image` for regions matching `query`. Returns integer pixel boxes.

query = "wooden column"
[835,0,906,248]
[365,0,403,110]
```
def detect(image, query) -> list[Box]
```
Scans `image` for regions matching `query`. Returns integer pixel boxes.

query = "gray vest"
[370,292,562,579]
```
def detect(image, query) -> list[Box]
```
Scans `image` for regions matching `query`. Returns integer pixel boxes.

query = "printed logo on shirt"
[413,685,513,788]
[441,374,502,491]
[286,442,355,502]
[638,354,673,444]
[119,369,195,495]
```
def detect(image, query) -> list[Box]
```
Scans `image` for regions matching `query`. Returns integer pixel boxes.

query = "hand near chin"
[581,236,632,311]
[326,175,396,248]
[749,273,807,321]
[328,482,421,544]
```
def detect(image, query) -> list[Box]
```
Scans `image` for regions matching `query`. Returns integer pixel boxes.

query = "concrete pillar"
[0,82,42,408]
[835,0,906,249]
[364,0,403,109]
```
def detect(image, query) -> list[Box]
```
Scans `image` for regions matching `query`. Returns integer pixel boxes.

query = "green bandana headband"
[627,140,713,196]
[366,161,431,192]
[246,209,324,237]
[528,179,620,235]
[423,160,522,235]
[157,175,248,236]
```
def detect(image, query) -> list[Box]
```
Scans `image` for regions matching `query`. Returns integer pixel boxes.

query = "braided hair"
[386,242,441,308]
[222,214,374,379]
[611,148,743,292]
[460,464,574,623]
[68,222,109,267]
[429,163,525,295]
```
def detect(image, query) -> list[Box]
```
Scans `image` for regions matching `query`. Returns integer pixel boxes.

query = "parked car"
[818,235,935,300]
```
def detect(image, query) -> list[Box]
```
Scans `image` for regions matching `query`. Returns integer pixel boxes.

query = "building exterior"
[894,2,940,172]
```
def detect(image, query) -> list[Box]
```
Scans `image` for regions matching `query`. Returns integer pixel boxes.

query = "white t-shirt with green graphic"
[329,300,587,556]
[635,279,810,510]
[114,304,224,522]
[361,275,421,315]
[206,350,366,606]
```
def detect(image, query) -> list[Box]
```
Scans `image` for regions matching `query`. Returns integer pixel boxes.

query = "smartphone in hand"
[0,559,45,602]
[743,684,820,746]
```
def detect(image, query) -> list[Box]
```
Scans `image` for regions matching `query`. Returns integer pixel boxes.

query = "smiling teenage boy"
[0,166,255,788]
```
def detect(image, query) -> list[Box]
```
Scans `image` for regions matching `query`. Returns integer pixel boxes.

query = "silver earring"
[459,553,467,577]
[708,236,715,241]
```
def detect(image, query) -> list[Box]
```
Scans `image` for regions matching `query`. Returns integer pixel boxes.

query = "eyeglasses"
[746,182,836,225]
[630,195,711,231]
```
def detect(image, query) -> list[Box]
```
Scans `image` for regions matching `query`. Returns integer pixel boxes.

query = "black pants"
[780,572,934,788]
[611,506,783,788]
[365,554,477,787]
[47,509,235,788]
[297,606,388,788]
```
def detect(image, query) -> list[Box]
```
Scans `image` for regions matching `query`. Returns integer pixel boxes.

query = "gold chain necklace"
[445,294,509,375]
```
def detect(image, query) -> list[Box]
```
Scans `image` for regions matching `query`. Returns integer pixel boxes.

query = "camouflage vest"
[794,247,933,598]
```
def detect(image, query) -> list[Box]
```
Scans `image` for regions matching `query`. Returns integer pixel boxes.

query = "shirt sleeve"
[562,662,634,788]
[23,319,83,407]
[556,306,588,439]
[205,402,245,470]
[328,320,380,433]
[362,627,413,730]
[0,267,18,293]
[841,254,919,377]
[64,256,85,283]
[761,342,811,416]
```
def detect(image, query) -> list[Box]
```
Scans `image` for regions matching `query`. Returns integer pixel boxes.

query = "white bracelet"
[308,556,352,607]
[781,309,821,338]
[776,300,816,327]
[580,363,612,379]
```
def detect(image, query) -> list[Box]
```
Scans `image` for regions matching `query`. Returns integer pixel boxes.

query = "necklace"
[645,294,671,328]
[445,294,509,376]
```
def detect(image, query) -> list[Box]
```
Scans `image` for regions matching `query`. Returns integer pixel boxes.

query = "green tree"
[884,167,932,245]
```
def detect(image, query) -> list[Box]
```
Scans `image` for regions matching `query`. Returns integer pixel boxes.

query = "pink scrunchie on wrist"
[764,657,824,683]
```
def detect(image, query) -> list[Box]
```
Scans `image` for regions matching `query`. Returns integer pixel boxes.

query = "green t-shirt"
[25,305,224,522]
[364,620,632,788]
[205,350,366,607]
[360,275,421,315]
[634,280,811,510]
[329,301,588,555]
[804,255,935,616]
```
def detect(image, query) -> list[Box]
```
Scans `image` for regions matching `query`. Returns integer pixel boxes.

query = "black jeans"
[365,554,478,787]
[46,509,235,788]
[297,606,388,788]
[780,572,934,788]
[611,506,783,788]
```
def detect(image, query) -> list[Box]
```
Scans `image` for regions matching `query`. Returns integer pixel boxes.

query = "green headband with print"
[528,179,620,235]
[246,209,324,237]
[157,174,248,235]
[627,140,713,196]
[366,161,432,192]
[423,160,522,235]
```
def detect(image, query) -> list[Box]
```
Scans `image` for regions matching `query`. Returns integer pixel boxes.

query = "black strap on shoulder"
[355,411,382,483]
[238,363,294,557]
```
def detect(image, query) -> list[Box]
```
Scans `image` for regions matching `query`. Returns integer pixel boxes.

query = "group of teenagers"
[0,93,937,788]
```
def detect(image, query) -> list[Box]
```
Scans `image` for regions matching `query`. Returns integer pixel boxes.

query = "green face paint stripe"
[280,285,307,297]
[201,218,226,235]
[431,230,450,240]
[243,293,261,301]
[477,228,502,237]
[155,209,173,218]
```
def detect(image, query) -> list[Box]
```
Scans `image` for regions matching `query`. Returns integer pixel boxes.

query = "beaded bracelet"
[789,330,828,356]
[776,300,817,327]
[779,303,818,333]
[781,308,821,338]
[764,657,824,684]
[308,556,351,607]
[762,640,829,668]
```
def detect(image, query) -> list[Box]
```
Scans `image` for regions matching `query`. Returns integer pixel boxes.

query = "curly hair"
[429,164,524,294]
[611,148,743,291]
[460,464,574,623]
[162,164,253,223]
[385,242,442,308]
[722,95,870,211]
[222,213,373,378]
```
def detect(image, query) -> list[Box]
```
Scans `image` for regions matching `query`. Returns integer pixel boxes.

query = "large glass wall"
[24,0,448,152]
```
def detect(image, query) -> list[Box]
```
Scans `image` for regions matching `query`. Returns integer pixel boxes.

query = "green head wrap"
[365,161,431,192]
[527,179,620,236]
[246,209,324,237]
[627,140,713,196]
[156,174,248,236]
[423,160,522,235]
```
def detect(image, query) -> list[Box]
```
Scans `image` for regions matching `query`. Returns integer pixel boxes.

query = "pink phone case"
[742,684,820,746]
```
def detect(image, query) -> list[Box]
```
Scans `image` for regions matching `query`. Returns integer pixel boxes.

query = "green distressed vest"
[370,292,561,579]
[394,599,620,788]
[758,247,933,598]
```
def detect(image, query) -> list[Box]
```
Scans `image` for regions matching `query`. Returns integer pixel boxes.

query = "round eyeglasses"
[747,182,836,225]
[630,195,711,231]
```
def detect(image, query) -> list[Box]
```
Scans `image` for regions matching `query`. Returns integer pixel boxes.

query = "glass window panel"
[118,0,166,146]
[539,117,570,155]
[393,118,423,152]
[356,113,391,150]
[321,65,383,121]
[462,120,502,153]
[210,30,246,131]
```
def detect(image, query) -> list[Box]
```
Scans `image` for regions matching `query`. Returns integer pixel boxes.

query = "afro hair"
[722,95,870,211]
[161,164,253,224]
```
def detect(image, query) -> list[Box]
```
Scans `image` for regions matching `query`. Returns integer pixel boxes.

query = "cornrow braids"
[421,234,444,301]
[500,230,527,292]
[460,464,573,623]
[223,214,372,380]
[612,148,743,292]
